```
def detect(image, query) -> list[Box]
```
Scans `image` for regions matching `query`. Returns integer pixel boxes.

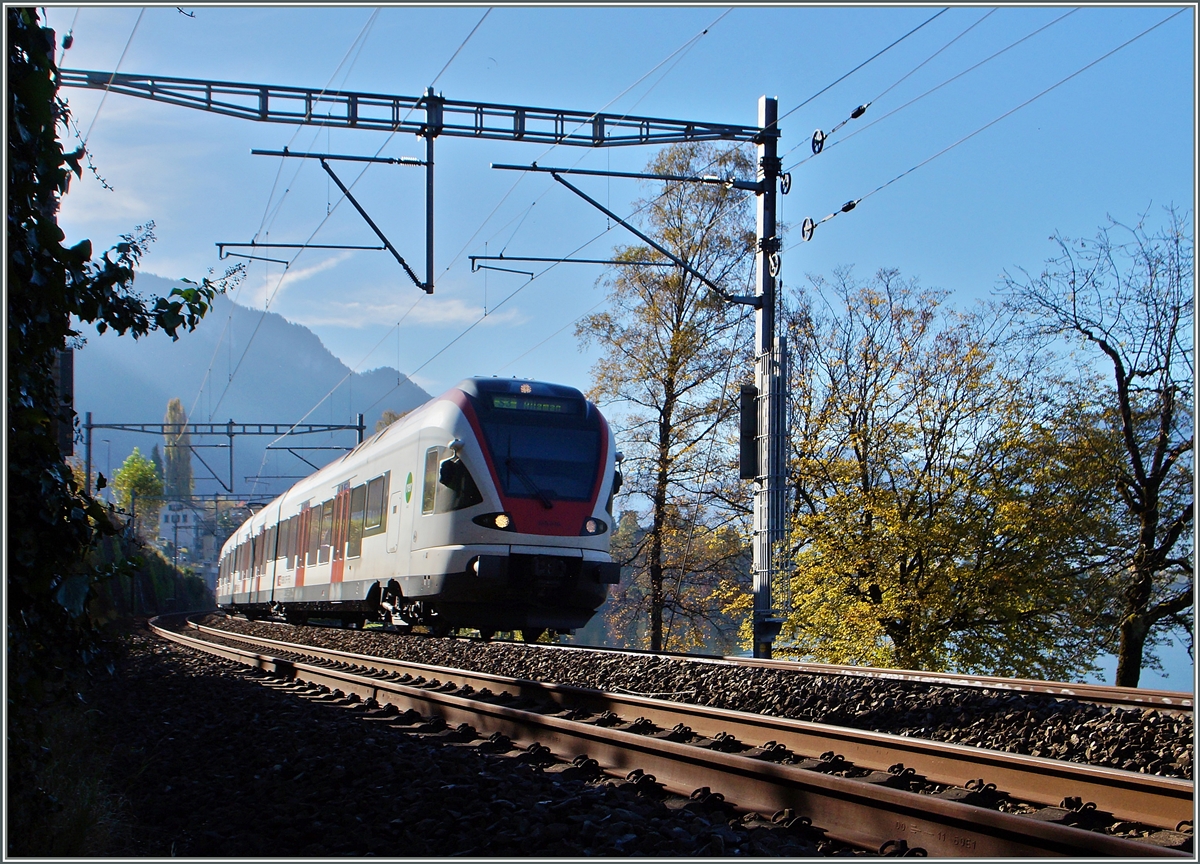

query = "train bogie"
[215,378,621,633]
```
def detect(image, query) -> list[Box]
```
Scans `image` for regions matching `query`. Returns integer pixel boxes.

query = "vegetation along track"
[153,615,1192,856]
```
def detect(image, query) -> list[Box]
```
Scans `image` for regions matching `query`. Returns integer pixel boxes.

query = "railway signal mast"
[61,70,788,657]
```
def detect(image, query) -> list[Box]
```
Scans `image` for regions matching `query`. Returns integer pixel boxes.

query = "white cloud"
[246,252,353,309]
[288,295,525,330]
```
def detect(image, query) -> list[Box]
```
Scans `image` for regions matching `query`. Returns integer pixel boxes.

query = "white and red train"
[215,378,621,639]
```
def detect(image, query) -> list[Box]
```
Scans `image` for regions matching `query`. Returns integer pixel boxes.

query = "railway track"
[257,616,1194,712]
[152,615,1192,857]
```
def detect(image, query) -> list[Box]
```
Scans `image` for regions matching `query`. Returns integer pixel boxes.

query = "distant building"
[158,501,207,559]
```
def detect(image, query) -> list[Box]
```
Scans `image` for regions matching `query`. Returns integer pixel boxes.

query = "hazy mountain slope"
[74,273,430,498]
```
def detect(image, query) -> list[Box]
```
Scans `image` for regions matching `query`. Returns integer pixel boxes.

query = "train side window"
[347,484,367,558]
[319,499,334,564]
[364,473,389,535]
[421,448,439,514]
[306,506,321,567]
[436,456,483,513]
[287,515,299,569]
[280,518,291,569]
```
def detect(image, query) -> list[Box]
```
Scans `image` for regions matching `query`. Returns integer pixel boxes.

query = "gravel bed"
[206,615,1193,782]
[91,625,856,856]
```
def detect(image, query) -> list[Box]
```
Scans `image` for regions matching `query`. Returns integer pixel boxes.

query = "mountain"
[74,272,430,499]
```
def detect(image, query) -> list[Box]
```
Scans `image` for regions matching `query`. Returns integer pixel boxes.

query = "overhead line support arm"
[499,167,758,308]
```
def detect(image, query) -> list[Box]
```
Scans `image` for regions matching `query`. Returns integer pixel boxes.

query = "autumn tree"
[763,268,1116,678]
[163,397,193,498]
[112,447,164,537]
[577,141,756,652]
[1002,209,1193,687]
[376,408,408,433]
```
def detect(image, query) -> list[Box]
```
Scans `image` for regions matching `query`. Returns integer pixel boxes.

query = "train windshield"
[478,418,601,502]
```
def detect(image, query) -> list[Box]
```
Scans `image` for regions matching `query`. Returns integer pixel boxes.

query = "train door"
[330,482,350,583]
[386,491,403,553]
[413,430,445,552]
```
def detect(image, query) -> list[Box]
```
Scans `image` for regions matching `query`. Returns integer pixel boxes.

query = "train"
[215,377,622,641]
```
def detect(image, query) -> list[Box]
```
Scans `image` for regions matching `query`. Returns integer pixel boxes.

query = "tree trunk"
[649,386,677,653]
[1115,611,1150,687]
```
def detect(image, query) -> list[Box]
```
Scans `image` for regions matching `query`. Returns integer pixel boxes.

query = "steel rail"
[721,655,1194,711]
[189,620,1192,832]
[151,619,1187,858]
[241,618,1190,711]
[463,632,1192,711]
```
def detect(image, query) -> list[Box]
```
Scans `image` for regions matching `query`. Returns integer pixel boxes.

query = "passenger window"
[422,448,439,514]
[306,506,321,567]
[319,499,334,563]
[364,473,388,533]
[347,484,367,558]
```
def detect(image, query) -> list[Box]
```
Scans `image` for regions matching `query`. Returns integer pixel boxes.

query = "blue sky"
[48,4,1194,686]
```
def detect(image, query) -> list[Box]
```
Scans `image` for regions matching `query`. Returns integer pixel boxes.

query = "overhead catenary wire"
[245,10,494,490]
[787,7,1080,171]
[785,7,999,162]
[211,8,490,429]
[788,7,1186,251]
[80,7,144,147]
[488,150,757,378]
[355,8,741,418]
[190,9,384,426]
[249,294,425,488]
[436,8,733,280]
[776,8,949,127]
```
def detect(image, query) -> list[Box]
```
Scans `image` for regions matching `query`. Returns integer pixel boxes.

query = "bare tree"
[1003,208,1193,686]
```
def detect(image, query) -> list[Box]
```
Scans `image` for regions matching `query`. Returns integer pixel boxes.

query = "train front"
[422,378,621,635]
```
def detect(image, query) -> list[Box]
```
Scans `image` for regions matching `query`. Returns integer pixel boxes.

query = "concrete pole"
[753,96,784,659]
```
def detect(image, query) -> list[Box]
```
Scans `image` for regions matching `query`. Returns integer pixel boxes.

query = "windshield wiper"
[505,458,553,510]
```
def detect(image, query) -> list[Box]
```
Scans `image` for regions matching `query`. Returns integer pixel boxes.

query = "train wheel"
[521,628,545,643]
[478,628,495,642]
[344,616,365,630]
[285,610,308,626]
[430,622,451,638]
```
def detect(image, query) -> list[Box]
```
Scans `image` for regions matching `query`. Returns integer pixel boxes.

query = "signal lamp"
[473,512,515,531]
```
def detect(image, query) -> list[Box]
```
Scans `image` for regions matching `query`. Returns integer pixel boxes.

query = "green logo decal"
[405,472,413,503]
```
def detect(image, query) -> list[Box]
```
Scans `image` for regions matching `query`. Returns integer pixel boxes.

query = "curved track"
[258,616,1193,712]
[151,616,1192,857]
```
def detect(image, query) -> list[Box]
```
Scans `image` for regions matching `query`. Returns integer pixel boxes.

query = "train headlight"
[581,517,608,535]
[472,512,515,531]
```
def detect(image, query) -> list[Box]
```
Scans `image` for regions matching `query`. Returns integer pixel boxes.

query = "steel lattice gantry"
[59,70,762,147]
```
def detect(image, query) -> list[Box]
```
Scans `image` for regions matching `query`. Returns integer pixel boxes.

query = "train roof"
[453,377,587,401]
